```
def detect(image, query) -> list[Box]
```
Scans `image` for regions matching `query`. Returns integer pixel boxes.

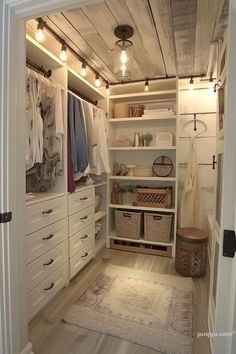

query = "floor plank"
[29,249,211,354]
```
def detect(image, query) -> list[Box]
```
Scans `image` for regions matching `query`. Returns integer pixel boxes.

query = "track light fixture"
[35,18,46,43]
[81,61,87,77]
[189,77,194,90]
[144,79,149,92]
[95,73,101,87]
[105,82,110,95]
[208,76,215,94]
[59,42,68,62]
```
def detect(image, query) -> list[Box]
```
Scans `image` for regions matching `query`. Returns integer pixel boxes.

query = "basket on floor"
[115,209,143,239]
[144,212,173,242]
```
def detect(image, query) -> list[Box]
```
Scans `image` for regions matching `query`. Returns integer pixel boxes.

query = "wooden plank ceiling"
[44,0,228,83]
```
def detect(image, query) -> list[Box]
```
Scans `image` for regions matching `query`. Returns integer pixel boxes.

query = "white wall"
[178,83,217,230]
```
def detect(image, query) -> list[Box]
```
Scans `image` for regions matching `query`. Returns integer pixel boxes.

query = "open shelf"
[109,90,177,101]
[109,204,175,213]
[95,238,106,255]
[109,146,176,151]
[95,210,107,221]
[93,182,107,188]
[109,116,176,123]
[109,175,176,182]
[109,232,174,247]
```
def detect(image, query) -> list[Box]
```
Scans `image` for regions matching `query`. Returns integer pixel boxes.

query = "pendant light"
[114,25,134,80]
[35,18,46,43]
[189,77,194,90]
[81,61,87,77]
[208,76,214,94]
[105,82,110,95]
[95,73,101,87]
[144,79,149,92]
[59,42,68,62]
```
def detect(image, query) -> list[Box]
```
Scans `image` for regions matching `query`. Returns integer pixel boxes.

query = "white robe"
[179,139,202,228]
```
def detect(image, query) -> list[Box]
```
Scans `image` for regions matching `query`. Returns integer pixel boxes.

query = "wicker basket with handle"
[144,212,173,242]
[115,209,143,239]
[133,187,172,208]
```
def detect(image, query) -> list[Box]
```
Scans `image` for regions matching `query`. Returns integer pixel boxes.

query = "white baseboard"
[21,342,34,354]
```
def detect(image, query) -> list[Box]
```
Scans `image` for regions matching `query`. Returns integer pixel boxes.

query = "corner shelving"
[95,210,107,221]
[107,79,178,257]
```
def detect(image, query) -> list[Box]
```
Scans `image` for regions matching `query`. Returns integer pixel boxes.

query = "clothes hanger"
[182,117,207,138]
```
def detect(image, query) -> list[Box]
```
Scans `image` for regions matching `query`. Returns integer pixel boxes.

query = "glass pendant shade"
[114,39,133,80]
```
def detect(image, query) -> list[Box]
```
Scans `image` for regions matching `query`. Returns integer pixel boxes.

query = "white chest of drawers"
[26,194,68,321]
[68,186,95,280]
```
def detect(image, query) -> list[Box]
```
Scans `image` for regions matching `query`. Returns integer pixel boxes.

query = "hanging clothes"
[68,93,89,173]
[179,139,202,228]
[92,107,111,175]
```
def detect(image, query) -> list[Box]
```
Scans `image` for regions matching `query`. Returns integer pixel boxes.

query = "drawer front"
[69,206,94,236]
[26,219,67,263]
[70,241,94,279]
[69,188,95,215]
[26,196,67,235]
[28,264,68,321]
[27,242,68,292]
[69,224,94,258]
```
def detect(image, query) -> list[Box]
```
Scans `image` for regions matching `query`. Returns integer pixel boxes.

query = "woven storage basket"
[144,212,173,242]
[115,209,143,239]
[133,187,172,208]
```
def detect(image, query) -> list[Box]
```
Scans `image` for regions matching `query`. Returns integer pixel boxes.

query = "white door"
[212,1,236,353]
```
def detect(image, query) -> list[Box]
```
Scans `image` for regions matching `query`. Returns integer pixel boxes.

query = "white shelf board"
[109,204,176,213]
[109,176,176,182]
[109,90,177,100]
[95,210,107,221]
[109,232,174,247]
[109,146,176,151]
[93,182,107,188]
[109,116,176,122]
[95,238,106,255]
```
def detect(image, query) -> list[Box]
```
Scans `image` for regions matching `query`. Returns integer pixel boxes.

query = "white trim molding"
[21,343,34,354]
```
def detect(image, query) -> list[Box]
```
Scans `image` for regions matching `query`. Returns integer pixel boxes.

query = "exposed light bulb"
[95,73,101,87]
[35,20,45,43]
[59,44,68,62]
[189,77,194,90]
[120,50,128,64]
[106,83,110,95]
[81,62,87,77]
[144,80,149,92]
[208,77,215,94]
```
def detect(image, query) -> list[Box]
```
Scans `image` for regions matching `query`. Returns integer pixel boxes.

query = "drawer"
[26,196,67,235]
[69,188,95,215]
[26,219,67,263]
[69,224,94,258]
[69,206,94,236]
[27,242,68,292]
[28,263,68,321]
[70,241,94,279]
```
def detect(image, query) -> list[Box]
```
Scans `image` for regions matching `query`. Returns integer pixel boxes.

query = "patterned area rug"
[63,265,194,354]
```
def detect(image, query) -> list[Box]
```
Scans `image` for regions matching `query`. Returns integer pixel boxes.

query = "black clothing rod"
[180,112,216,115]
[68,86,98,106]
[26,58,52,78]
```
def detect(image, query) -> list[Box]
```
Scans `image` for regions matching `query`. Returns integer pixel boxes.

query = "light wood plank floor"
[29,249,211,354]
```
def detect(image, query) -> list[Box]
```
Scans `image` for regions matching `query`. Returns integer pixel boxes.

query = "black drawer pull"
[80,234,88,239]
[42,209,53,215]
[44,282,54,291]
[43,233,54,240]
[80,216,88,221]
[81,252,88,258]
[80,196,88,201]
[43,258,54,266]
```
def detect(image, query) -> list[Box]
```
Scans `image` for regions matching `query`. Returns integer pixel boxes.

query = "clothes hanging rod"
[68,86,98,106]
[179,155,217,170]
[26,58,52,78]
[180,112,216,115]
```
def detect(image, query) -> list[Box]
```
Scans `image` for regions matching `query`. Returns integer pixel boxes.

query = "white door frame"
[0,0,235,354]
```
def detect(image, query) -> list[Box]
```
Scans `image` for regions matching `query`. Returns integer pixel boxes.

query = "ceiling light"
[95,73,101,87]
[81,61,87,77]
[189,77,194,90]
[35,18,46,43]
[144,79,149,92]
[114,25,134,80]
[105,83,110,95]
[59,43,68,62]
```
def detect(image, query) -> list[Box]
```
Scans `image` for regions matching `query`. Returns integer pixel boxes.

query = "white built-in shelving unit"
[107,79,178,257]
